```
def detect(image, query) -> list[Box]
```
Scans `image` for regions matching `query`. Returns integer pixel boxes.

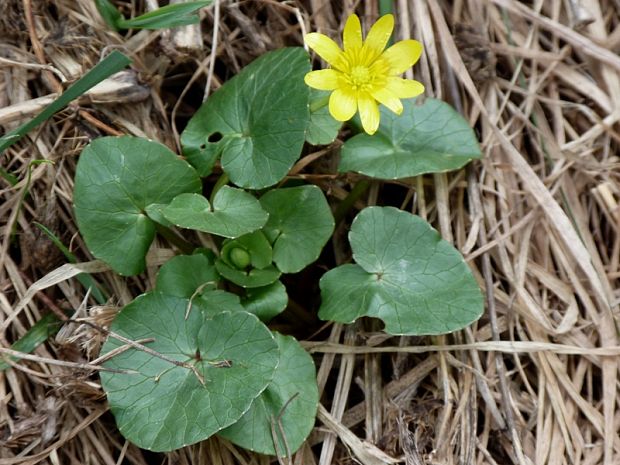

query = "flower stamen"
[349,66,370,90]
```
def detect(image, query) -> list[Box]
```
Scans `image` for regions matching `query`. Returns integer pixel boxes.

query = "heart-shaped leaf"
[219,333,318,456]
[339,98,482,179]
[162,186,268,238]
[100,292,279,452]
[156,254,219,298]
[241,281,288,322]
[73,136,201,275]
[260,186,334,273]
[181,47,310,188]
[319,207,483,335]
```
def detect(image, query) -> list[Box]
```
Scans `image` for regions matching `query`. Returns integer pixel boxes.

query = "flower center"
[349,66,371,89]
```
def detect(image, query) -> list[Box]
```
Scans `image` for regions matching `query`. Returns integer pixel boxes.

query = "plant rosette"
[68,12,486,458]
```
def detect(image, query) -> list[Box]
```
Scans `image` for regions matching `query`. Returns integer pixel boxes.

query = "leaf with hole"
[219,333,318,456]
[181,48,310,188]
[162,186,268,238]
[339,98,482,179]
[319,207,484,335]
[260,185,334,273]
[99,292,279,452]
[73,136,201,275]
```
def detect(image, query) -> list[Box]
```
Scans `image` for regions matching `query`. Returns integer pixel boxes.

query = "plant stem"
[334,179,371,225]
[379,0,393,17]
[210,172,229,204]
[155,224,194,254]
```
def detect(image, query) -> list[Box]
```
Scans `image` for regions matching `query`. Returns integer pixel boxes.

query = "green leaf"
[260,186,334,273]
[100,292,279,452]
[117,1,211,30]
[219,333,318,456]
[144,203,174,228]
[220,231,272,270]
[0,51,131,154]
[181,48,310,188]
[163,187,268,238]
[339,98,482,179]
[241,281,288,322]
[216,231,280,289]
[319,207,484,335]
[73,136,201,276]
[156,254,247,315]
[0,313,62,372]
[0,166,18,186]
[156,254,219,298]
[306,90,341,145]
[195,290,245,315]
[95,0,123,31]
[216,262,281,289]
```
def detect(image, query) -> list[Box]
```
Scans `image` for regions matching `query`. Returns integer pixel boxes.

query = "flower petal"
[363,14,394,57]
[385,77,425,98]
[381,39,423,74]
[329,89,357,121]
[305,69,341,90]
[371,87,403,115]
[358,93,380,135]
[305,33,344,68]
[343,14,362,51]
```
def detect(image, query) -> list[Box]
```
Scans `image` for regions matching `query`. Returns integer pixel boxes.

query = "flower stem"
[379,0,393,16]
[210,172,229,204]
[334,179,370,225]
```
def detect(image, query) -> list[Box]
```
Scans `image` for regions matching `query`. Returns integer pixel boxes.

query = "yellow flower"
[304,14,424,135]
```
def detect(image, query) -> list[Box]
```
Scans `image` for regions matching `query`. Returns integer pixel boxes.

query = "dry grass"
[1,0,619,464]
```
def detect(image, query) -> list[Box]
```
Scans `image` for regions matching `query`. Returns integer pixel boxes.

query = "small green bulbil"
[229,247,251,270]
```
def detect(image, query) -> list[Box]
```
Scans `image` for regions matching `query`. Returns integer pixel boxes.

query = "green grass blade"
[0,50,131,154]
[0,166,18,186]
[34,222,108,304]
[0,313,62,372]
[117,1,211,30]
[94,0,124,31]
